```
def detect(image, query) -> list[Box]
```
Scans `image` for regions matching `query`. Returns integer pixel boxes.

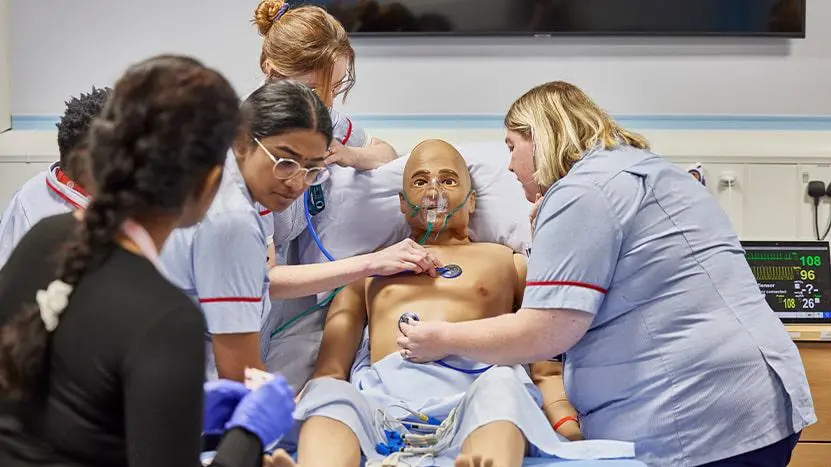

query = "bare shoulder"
[512,252,528,274]
[346,276,368,295]
[332,277,368,309]
[464,242,522,270]
[465,242,514,255]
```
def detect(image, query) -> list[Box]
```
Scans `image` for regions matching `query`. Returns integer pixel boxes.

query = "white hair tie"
[35,280,73,332]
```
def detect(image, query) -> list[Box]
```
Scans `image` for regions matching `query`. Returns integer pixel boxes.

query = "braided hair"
[0,55,240,398]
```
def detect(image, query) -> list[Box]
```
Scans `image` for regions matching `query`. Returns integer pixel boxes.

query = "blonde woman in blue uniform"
[398,81,815,467]
[251,0,408,391]
[160,80,440,384]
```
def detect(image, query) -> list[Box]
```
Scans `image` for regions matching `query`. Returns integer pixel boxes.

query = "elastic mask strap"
[429,188,474,240]
[401,191,421,218]
[418,223,433,245]
[402,189,432,245]
[447,188,473,218]
[407,188,473,243]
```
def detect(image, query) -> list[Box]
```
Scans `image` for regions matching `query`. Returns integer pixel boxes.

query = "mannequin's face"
[399,139,475,231]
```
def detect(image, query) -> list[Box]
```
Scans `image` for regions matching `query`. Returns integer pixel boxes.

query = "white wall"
[8,0,831,117]
[0,0,11,131]
[2,128,830,242]
[3,0,830,241]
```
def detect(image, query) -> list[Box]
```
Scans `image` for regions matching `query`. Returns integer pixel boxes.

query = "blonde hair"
[253,0,355,107]
[504,81,650,187]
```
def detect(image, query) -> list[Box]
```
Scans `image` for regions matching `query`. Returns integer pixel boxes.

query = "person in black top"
[0,55,296,467]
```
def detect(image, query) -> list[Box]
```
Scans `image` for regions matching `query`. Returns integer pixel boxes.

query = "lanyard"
[121,219,161,270]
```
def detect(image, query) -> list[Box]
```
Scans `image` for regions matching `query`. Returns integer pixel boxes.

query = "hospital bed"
[239,141,649,467]
[199,450,646,467]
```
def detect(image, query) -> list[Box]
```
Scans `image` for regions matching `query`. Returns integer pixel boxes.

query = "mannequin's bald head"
[399,139,476,237]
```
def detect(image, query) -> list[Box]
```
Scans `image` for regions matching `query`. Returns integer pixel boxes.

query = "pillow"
[295,141,532,265]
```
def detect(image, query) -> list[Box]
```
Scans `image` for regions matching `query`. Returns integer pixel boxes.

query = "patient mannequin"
[270,139,581,467]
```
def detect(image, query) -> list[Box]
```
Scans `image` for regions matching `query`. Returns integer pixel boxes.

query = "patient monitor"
[742,240,831,324]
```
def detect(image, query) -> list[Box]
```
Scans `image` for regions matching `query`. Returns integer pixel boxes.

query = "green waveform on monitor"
[745,251,799,261]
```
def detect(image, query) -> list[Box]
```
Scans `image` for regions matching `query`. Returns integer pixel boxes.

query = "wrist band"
[553,416,579,431]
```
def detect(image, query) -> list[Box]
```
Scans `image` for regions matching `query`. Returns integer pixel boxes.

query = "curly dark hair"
[55,86,112,177]
[0,55,240,398]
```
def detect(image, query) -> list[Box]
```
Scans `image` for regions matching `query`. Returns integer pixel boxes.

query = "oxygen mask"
[420,180,449,224]
[401,176,473,244]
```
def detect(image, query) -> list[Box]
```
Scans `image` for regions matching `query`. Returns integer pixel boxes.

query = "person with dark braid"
[0,55,295,467]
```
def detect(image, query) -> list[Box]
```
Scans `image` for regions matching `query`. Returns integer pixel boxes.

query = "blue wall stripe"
[11,113,831,132]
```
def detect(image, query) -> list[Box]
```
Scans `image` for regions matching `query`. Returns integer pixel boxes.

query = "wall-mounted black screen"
[742,241,831,324]
[299,0,806,37]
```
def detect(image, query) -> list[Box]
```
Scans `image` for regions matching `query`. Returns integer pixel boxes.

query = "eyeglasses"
[253,138,330,186]
[331,76,354,99]
[307,73,354,99]
[269,73,354,100]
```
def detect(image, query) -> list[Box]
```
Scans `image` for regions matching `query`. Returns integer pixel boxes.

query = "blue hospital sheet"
[524,460,646,467]
[293,349,634,466]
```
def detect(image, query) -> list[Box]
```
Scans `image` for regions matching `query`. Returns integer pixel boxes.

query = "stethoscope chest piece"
[438,264,462,279]
[398,311,420,333]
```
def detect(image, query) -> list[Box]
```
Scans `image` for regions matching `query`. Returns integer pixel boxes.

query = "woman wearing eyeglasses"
[249,0,405,392]
[159,81,441,384]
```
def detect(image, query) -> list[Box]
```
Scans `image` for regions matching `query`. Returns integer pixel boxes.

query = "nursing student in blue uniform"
[160,80,440,384]
[253,0,397,171]
[398,81,815,467]
[0,87,110,269]
[252,0,398,261]
[251,0,403,389]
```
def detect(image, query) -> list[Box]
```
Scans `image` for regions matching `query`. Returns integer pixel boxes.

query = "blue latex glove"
[225,374,295,447]
[203,380,250,435]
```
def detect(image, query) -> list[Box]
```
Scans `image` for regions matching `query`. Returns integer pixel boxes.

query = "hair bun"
[254,0,289,36]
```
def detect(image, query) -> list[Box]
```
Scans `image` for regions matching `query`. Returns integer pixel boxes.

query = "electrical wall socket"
[719,171,738,187]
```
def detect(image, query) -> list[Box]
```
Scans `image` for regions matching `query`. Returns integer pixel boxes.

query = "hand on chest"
[367,247,515,308]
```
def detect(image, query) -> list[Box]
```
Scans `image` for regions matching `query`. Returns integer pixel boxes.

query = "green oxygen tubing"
[269,191,341,339]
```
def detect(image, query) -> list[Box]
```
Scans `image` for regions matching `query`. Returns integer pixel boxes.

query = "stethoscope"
[398,312,493,375]
[303,190,463,279]
[304,190,492,375]
[268,191,462,340]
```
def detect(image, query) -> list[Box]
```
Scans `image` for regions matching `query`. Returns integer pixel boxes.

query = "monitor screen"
[302,0,806,37]
[741,241,831,324]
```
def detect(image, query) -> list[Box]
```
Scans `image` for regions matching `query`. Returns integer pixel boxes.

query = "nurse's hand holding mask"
[324,140,361,169]
[325,139,395,171]
[371,238,443,278]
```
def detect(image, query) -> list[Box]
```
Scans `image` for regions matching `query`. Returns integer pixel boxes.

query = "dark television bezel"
[336,0,807,39]
[741,240,831,324]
